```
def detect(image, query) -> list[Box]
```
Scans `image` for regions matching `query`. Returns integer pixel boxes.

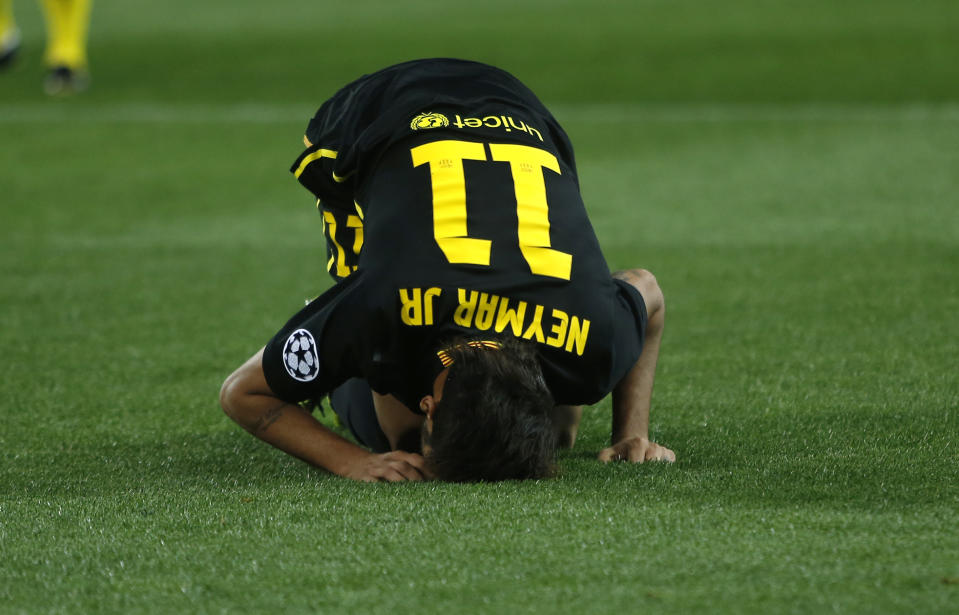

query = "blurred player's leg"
[329,378,391,454]
[40,0,91,94]
[0,0,20,69]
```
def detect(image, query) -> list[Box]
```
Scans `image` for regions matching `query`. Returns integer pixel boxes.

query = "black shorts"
[328,378,390,453]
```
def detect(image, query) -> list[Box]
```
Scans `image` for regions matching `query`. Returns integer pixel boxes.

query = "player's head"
[420,336,558,482]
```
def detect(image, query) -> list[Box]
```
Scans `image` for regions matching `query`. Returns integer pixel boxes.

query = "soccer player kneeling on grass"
[220,59,676,482]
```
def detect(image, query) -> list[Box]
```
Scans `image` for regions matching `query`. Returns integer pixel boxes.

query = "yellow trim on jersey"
[303,135,313,147]
[293,148,338,179]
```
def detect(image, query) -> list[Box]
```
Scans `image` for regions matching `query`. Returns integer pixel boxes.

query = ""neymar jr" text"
[398,287,590,355]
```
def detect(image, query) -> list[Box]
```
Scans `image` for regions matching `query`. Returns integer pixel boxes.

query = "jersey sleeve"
[604,278,648,390]
[261,273,371,403]
[291,143,356,214]
[289,76,376,211]
[290,90,370,281]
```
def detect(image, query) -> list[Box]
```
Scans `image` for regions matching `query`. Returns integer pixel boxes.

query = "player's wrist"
[610,433,649,446]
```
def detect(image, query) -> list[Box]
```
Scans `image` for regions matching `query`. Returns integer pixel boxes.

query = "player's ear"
[419,395,436,419]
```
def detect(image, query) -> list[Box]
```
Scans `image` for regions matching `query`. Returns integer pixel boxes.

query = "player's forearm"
[610,288,664,443]
[225,393,370,477]
[610,360,652,442]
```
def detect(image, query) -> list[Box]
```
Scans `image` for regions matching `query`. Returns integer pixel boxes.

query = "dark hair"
[424,336,558,482]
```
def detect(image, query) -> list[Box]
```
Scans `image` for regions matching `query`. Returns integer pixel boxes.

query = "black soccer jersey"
[263,59,647,411]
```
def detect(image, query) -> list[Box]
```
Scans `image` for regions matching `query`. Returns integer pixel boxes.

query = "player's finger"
[645,444,676,463]
[389,453,433,480]
[398,452,436,479]
[415,462,437,480]
[391,461,426,482]
[379,467,410,482]
[627,441,649,463]
[597,446,620,463]
[385,458,425,481]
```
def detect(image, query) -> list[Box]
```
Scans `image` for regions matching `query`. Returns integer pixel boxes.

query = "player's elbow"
[219,370,249,425]
[618,268,664,318]
[220,350,284,432]
[639,269,664,318]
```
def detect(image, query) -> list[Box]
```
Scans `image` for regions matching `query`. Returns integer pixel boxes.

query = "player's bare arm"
[220,348,433,482]
[598,269,676,464]
[554,405,583,449]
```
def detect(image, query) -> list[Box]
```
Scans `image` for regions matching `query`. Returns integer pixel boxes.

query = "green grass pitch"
[1,1,957,613]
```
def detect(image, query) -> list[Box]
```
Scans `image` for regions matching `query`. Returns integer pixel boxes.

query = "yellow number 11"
[410,140,573,281]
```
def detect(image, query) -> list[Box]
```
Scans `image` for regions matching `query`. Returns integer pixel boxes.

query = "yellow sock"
[41,0,92,70]
[0,0,16,39]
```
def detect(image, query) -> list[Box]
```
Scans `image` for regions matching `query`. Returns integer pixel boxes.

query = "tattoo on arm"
[252,403,285,435]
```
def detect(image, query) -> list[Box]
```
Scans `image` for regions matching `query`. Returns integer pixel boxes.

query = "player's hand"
[344,451,435,482]
[598,437,676,464]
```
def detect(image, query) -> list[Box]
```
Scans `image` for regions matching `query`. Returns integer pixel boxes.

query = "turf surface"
[1,1,957,613]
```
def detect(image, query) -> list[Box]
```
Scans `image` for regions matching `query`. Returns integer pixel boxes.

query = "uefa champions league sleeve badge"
[281,329,320,382]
